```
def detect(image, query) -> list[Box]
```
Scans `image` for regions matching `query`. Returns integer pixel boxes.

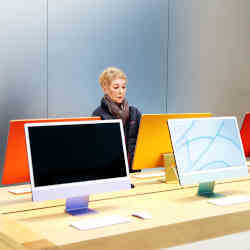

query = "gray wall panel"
[168,0,250,126]
[48,0,168,117]
[0,1,47,182]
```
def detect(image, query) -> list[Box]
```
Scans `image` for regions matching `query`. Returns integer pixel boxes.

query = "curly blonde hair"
[99,67,127,88]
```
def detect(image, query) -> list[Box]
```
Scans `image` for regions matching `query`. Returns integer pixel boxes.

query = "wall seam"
[161,0,169,113]
[166,0,170,113]
[46,0,49,118]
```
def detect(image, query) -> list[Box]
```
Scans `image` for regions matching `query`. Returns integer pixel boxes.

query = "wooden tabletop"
[2,178,250,250]
[0,171,174,214]
[1,171,249,214]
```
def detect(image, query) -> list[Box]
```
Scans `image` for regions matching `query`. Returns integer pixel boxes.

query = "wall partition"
[0,1,47,182]
[167,0,250,125]
[47,0,168,116]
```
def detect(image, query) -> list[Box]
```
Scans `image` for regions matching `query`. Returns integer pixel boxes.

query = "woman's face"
[103,78,127,104]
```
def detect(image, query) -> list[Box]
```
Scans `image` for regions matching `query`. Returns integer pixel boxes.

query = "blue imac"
[25,120,131,215]
[168,117,248,197]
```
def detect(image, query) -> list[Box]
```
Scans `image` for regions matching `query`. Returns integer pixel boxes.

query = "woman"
[92,67,141,172]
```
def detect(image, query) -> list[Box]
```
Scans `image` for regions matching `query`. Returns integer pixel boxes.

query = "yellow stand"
[163,153,179,184]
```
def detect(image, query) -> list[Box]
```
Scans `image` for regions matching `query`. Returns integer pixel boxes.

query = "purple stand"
[65,196,96,216]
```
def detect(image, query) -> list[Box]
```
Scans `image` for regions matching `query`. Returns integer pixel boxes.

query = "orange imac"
[132,113,212,171]
[2,116,100,185]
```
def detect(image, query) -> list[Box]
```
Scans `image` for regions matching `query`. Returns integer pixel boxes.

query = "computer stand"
[197,181,225,198]
[65,196,96,216]
[163,153,179,184]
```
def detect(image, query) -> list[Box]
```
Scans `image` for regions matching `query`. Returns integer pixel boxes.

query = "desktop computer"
[25,120,131,215]
[168,117,248,197]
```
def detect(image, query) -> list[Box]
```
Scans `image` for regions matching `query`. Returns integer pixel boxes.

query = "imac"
[24,120,131,215]
[132,113,211,171]
[2,117,100,185]
[168,117,248,197]
[240,112,250,158]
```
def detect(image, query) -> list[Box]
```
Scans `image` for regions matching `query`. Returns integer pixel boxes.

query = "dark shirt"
[92,98,141,172]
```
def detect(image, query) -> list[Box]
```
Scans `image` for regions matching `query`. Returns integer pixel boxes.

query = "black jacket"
[92,99,141,172]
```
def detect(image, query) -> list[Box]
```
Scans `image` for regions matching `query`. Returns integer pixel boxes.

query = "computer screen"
[240,113,250,158]
[132,113,212,170]
[2,117,100,185]
[168,117,248,192]
[25,120,131,214]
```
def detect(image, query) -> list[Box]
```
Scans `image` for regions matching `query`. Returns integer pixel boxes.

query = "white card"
[71,215,130,230]
[208,195,250,206]
[8,187,32,194]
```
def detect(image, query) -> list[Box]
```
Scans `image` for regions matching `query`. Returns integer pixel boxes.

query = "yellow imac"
[132,113,212,171]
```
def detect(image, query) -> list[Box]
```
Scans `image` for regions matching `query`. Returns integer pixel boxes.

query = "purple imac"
[25,120,131,215]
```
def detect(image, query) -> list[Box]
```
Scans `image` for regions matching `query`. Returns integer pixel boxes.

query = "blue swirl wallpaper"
[168,117,248,185]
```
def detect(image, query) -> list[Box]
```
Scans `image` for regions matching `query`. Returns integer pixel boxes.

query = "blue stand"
[65,196,96,216]
[197,181,225,198]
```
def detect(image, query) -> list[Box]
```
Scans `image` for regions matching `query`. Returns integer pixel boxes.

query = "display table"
[1,171,249,214]
[0,171,175,214]
[2,171,249,214]
[1,178,250,250]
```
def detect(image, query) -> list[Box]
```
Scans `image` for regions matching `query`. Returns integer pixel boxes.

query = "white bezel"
[24,119,131,201]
